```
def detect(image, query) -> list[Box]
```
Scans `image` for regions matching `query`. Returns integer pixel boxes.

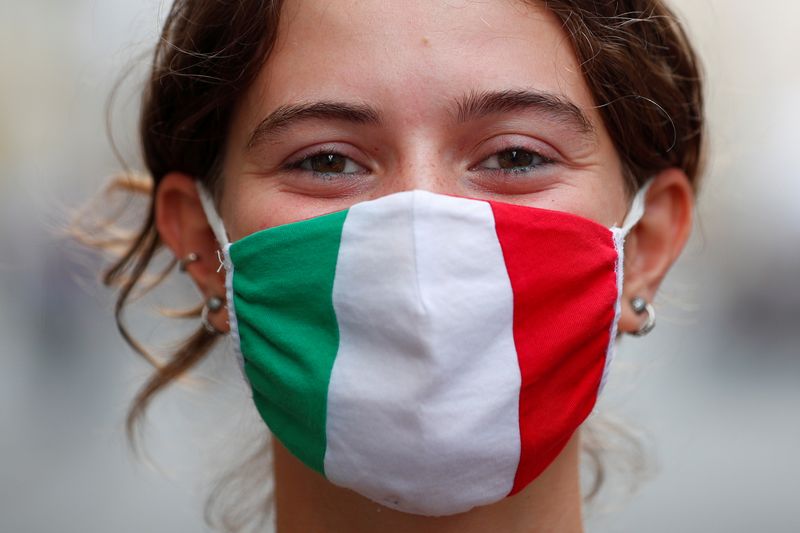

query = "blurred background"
[1,1,798,532]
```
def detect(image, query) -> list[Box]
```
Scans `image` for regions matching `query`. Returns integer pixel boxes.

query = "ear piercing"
[630,296,655,336]
[177,251,226,335]
[178,252,200,272]
[201,295,226,335]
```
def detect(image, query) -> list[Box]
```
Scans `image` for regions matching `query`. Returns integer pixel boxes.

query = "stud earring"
[201,295,225,335]
[630,296,656,336]
[178,252,200,272]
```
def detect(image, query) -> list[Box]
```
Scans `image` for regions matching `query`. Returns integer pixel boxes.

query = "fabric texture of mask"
[197,185,648,517]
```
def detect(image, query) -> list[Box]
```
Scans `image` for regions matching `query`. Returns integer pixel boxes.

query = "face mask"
[196,184,648,517]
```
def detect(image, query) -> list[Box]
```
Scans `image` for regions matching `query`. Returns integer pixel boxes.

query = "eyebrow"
[245,89,594,150]
[454,89,595,136]
[246,102,381,150]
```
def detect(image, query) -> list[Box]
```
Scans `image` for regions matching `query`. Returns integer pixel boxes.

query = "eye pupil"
[498,149,535,169]
[310,153,346,173]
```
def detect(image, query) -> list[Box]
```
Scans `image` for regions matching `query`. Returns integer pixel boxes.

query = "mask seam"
[598,228,626,395]
[224,243,249,387]
[410,191,428,316]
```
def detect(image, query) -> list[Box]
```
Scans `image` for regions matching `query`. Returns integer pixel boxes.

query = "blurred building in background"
[1,1,798,532]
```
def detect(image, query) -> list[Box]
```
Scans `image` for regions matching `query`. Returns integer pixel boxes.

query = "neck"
[272,432,584,533]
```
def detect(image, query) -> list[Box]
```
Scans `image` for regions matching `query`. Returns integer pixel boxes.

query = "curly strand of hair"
[102,214,162,367]
[124,326,219,452]
[73,173,218,455]
[204,435,276,533]
[95,197,223,453]
[160,302,204,320]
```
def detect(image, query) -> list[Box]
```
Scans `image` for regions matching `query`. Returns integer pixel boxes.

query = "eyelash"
[283,145,554,179]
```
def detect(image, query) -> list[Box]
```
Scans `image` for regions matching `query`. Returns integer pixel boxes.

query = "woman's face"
[217,0,630,240]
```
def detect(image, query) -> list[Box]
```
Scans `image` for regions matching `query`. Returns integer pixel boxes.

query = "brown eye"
[309,153,346,173]
[495,149,540,170]
[295,152,364,175]
[475,148,551,174]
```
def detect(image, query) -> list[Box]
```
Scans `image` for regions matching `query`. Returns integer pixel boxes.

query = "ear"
[617,168,694,335]
[155,172,229,333]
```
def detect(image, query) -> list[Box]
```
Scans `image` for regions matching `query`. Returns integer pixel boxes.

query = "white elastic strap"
[196,182,231,249]
[598,178,654,394]
[618,179,653,235]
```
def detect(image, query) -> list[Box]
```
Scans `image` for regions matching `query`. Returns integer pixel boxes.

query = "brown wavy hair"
[75,0,704,529]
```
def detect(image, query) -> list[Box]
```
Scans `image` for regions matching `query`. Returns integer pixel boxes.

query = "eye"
[290,152,365,176]
[476,148,552,173]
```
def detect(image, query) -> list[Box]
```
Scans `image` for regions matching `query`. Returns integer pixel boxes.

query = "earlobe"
[617,168,694,335]
[155,172,230,333]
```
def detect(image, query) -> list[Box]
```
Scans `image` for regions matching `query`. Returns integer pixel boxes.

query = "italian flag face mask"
[196,183,648,517]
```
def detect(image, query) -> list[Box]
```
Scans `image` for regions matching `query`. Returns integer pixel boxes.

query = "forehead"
[232,0,599,139]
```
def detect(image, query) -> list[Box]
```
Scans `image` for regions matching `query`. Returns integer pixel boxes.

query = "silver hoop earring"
[630,296,656,336]
[201,295,225,335]
[178,252,200,272]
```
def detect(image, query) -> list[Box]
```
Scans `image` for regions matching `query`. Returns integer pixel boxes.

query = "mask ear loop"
[598,178,655,395]
[196,181,234,273]
[196,181,231,250]
[618,178,653,236]
[194,181,250,382]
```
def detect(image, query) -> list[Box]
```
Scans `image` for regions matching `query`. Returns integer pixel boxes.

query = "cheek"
[575,147,630,227]
[220,186,283,241]
[221,178,356,241]
[585,178,630,228]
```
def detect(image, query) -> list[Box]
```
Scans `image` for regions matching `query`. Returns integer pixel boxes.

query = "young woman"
[91,0,704,531]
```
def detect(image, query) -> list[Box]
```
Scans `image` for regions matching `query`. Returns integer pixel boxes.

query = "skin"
[155,0,694,531]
